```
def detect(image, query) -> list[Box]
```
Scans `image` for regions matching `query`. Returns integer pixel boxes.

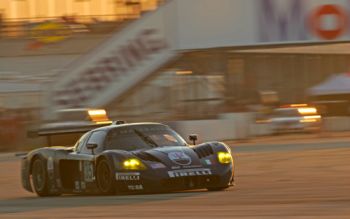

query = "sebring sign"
[48,1,177,111]
[47,0,350,112]
[175,0,350,50]
[259,0,350,42]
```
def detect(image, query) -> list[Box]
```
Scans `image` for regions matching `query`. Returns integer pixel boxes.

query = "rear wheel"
[31,157,60,197]
[96,159,115,195]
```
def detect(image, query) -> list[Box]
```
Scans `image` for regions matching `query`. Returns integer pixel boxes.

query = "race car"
[21,122,234,196]
[270,104,322,134]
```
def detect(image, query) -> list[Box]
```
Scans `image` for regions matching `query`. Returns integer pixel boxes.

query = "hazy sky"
[0,0,159,20]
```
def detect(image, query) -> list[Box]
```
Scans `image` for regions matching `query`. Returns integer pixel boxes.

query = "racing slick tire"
[31,157,60,197]
[96,159,115,195]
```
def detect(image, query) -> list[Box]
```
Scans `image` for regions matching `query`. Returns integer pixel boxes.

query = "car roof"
[92,122,168,132]
[274,108,299,112]
[56,108,91,113]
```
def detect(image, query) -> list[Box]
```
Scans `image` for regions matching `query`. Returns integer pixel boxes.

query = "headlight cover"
[123,158,146,170]
[217,151,232,164]
[300,115,321,123]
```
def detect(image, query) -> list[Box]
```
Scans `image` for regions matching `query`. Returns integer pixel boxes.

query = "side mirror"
[112,120,126,125]
[87,143,98,155]
[189,134,198,145]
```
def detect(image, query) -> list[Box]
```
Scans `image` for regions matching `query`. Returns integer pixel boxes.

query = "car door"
[67,130,107,193]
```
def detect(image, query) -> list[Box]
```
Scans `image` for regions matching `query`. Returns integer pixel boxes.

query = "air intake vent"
[134,151,162,163]
[193,145,214,159]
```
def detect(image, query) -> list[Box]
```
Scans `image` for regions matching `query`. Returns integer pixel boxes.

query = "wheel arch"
[95,153,118,195]
[96,151,126,170]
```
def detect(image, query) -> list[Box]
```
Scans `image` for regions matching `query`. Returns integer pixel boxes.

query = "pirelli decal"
[115,172,140,181]
[168,168,212,178]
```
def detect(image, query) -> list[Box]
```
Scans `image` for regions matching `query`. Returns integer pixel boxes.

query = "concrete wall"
[323,117,350,132]
[167,113,266,142]
[168,115,350,142]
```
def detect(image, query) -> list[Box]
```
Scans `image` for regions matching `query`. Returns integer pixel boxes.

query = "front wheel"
[96,159,115,195]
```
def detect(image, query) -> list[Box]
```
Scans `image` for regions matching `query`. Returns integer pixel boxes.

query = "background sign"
[48,1,178,111]
[175,0,350,50]
[48,0,350,112]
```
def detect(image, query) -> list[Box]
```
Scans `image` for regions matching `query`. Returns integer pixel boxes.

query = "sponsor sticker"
[116,172,140,181]
[168,151,192,166]
[204,159,212,165]
[128,185,144,191]
[168,168,212,178]
[47,157,54,171]
[83,161,94,182]
[81,181,86,190]
[74,181,80,191]
[150,163,166,169]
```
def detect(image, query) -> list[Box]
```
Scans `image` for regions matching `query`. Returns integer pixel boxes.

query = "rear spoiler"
[35,120,126,136]
[27,121,112,137]
[37,123,111,136]
[15,152,28,158]
[28,121,112,146]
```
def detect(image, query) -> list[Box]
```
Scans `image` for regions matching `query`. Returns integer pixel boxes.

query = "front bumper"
[274,121,321,133]
[114,166,233,193]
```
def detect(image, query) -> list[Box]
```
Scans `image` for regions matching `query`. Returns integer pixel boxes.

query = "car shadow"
[0,189,211,214]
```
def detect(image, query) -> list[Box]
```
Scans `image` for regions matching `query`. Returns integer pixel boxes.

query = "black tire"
[96,159,115,195]
[31,158,51,197]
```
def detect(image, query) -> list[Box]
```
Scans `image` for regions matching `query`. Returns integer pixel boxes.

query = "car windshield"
[104,125,187,151]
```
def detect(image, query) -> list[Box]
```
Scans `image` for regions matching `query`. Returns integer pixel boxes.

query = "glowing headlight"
[297,107,317,115]
[217,151,232,164]
[123,158,146,170]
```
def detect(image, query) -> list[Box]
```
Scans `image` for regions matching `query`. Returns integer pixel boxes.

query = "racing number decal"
[83,161,94,182]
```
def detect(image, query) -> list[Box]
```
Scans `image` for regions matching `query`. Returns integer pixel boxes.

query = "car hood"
[133,146,202,168]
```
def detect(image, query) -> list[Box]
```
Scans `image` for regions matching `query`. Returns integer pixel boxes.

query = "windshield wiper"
[133,129,158,148]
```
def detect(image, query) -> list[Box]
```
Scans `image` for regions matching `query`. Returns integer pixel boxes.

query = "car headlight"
[123,158,146,170]
[217,151,232,164]
[300,115,321,123]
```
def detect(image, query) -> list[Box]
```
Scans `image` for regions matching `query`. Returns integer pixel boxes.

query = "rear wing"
[28,121,112,146]
[37,122,111,136]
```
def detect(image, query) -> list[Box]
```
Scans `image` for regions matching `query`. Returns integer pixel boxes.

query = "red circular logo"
[310,4,348,40]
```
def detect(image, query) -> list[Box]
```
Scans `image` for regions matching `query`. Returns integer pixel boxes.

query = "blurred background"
[1,0,350,150]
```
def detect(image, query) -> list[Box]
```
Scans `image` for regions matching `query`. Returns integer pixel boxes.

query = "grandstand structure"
[1,0,350,123]
[0,0,163,110]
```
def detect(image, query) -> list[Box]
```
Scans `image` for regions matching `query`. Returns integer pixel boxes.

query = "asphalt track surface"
[1,135,350,218]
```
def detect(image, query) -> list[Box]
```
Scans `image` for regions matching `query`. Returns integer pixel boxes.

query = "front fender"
[96,150,131,170]
[200,141,234,169]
